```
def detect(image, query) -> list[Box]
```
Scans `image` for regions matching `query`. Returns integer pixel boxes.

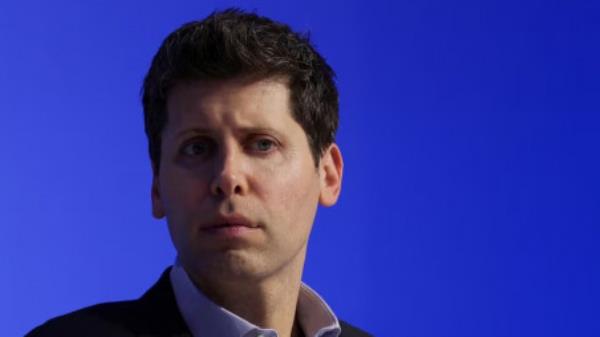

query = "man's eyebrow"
[174,127,285,139]
[175,128,212,139]
[236,127,285,137]
[169,128,211,143]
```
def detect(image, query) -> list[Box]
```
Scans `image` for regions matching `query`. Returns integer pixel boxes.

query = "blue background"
[2,0,599,336]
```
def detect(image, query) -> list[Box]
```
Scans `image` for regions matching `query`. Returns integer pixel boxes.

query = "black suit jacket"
[26,268,372,337]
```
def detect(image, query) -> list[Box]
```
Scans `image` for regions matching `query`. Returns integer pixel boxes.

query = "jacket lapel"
[133,267,193,337]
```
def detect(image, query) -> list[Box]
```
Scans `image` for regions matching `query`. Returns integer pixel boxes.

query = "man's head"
[142,8,339,173]
[142,9,343,285]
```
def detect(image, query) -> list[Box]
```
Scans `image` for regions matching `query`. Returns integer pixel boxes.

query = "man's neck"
[188,258,306,337]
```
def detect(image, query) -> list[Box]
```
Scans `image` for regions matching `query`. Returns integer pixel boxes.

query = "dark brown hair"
[142,8,339,172]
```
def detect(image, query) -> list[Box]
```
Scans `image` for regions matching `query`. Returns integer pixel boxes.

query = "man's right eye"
[180,140,211,157]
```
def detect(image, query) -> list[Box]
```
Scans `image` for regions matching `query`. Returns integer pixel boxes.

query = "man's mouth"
[201,214,260,233]
[210,223,256,229]
[201,221,260,238]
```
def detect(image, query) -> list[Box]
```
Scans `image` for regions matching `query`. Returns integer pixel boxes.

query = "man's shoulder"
[25,300,141,337]
[27,311,374,337]
[25,268,190,337]
[340,320,374,337]
[25,268,372,337]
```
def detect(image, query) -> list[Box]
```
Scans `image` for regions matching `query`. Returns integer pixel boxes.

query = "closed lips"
[202,221,259,230]
[214,223,254,228]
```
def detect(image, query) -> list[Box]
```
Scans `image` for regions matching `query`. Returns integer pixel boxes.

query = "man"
[27,8,372,337]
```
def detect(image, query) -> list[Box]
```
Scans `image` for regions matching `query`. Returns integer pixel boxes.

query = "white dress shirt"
[170,260,341,337]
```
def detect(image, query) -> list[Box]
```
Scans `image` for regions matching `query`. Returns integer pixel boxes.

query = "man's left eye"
[250,138,276,152]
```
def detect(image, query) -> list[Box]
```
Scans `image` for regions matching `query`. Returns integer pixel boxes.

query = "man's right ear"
[151,176,165,219]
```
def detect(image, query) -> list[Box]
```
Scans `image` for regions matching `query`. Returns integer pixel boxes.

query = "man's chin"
[186,249,272,283]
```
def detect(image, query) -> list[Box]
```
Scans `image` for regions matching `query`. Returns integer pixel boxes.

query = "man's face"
[151,78,342,283]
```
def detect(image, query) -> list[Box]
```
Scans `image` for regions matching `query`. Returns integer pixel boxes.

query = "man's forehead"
[168,74,291,98]
[163,77,297,137]
[167,77,290,108]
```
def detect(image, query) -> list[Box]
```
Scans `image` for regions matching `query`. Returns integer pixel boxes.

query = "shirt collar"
[170,260,341,337]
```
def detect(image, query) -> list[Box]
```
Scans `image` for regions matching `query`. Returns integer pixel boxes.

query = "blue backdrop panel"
[1,1,599,336]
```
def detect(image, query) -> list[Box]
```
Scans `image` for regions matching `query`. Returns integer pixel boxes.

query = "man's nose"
[210,146,247,197]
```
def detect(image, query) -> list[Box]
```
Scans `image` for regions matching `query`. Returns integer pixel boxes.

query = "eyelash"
[180,139,213,157]
[247,137,278,153]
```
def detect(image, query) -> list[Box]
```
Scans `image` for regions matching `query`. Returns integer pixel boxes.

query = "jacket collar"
[135,267,193,337]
